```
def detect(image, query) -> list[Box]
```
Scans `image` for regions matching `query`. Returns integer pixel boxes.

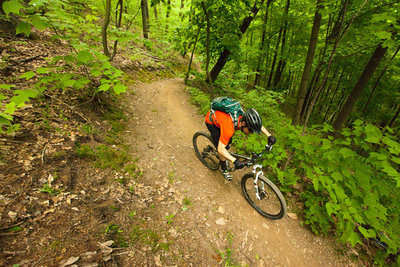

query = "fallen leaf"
[216,218,226,225]
[100,240,114,248]
[8,211,17,220]
[60,256,79,267]
[217,206,225,214]
[43,208,55,215]
[80,251,97,260]
[287,213,298,220]
[47,174,54,185]
[154,255,162,266]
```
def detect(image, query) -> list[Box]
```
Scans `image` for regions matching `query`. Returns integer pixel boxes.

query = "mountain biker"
[205,107,276,181]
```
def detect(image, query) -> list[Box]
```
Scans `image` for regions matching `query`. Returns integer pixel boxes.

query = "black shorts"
[205,122,232,150]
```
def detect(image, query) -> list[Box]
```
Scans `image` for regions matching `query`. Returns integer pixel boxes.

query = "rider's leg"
[205,123,233,181]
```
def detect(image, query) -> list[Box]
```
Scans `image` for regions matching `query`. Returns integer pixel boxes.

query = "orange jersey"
[205,110,242,146]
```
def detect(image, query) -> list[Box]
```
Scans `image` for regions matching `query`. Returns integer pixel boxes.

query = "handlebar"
[230,144,273,168]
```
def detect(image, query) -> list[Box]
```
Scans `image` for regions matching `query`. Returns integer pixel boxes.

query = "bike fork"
[252,164,264,200]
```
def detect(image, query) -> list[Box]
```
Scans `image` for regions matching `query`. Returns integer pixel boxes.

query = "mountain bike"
[192,131,287,220]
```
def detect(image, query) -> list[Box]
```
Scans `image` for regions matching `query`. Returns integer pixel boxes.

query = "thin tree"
[254,0,273,86]
[267,29,282,87]
[184,16,204,84]
[291,0,322,126]
[302,0,349,132]
[333,43,388,130]
[201,1,214,98]
[361,44,400,116]
[102,0,112,58]
[165,0,171,31]
[141,0,150,38]
[273,0,290,87]
[387,102,400,129]
[209,0,266,83]
[110,0,123,60]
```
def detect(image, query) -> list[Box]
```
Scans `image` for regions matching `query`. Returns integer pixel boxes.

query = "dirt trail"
[125,78,353,266]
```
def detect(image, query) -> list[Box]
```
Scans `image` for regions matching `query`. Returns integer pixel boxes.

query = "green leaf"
[2,0,24,15]
[382,136,400,155]
[0,113,13,125]
[331,172,342,182]
[20,71,36,80]
[0,84,15,89]
[381,163,399,177]
[29,0,48,7]
[10,89,39,107]
[4,102,17,114]
[364,124,382,144]
[91,69,102,77]
[313,165,323,175]
[353,119,364,127]
[374,31,392,40]
[29,14,49,30]
[391,157,400,164]
[62,79,75,88]
[16,22,32,37]
[97,83,111,92]
[358,226,376,239]
[321,139,331,149]
[36,67,50,74]
[326,202,340,216]
[76,50,94,64]
[113,83,127,95]
[339,148,353,159]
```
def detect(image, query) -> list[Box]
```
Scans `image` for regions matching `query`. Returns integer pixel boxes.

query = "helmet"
[243,108,262,134]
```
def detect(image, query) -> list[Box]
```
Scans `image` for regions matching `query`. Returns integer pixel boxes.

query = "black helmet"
[243,108,262,134]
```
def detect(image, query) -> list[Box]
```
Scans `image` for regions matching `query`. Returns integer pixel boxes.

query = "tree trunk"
[165,0,171,30]
[141,0,149,38]
[333,43,388,130]
[302,0,349,132]
[323,70,343,122]
[0,0,6,14]
[273,0,290,87]
[185,16,204,84]
[291,0,322,126]
[254,0,273,87]
[201,2,214,98]
[209,0,266,83]
[180,0,185,20]
[387,103,400,129]
[267,29,282,88]
[361,44,400,116]
[111,0,123,60]
[102,0,112,58]
[154,6,158,20]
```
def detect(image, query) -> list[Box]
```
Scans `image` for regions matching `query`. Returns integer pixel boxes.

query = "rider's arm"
[218,141,236,163]
[261,125,271,137]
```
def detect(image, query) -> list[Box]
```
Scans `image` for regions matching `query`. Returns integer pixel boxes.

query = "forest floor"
[0,34,366,266]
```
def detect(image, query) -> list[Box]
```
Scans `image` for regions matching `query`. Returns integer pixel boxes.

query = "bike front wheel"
[193,132,219,170]
[241,173,287,220]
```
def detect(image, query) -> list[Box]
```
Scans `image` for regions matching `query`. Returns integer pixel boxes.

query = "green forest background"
[0,0,399,265]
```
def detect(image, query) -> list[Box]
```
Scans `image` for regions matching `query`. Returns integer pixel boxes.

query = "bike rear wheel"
[241,173,287,220]
[193,132,219,170]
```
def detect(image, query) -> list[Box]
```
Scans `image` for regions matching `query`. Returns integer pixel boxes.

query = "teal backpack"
[209,97,244,128]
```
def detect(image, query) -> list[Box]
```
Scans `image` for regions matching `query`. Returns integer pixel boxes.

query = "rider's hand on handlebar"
[233,159,245,170]
[268,136,276,146]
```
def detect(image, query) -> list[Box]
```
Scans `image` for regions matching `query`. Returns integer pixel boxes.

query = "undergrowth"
[185,74,400,266]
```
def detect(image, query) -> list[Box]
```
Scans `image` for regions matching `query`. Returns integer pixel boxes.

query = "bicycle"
[192,131,287,220]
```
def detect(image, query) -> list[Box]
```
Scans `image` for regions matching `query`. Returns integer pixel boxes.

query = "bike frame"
[229,145,273,201]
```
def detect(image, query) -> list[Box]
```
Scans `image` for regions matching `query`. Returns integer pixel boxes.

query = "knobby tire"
[193,132,219,170]
[241,173,287,220]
